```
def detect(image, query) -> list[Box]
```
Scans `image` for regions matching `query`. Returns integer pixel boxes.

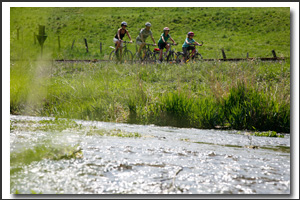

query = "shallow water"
[10,115,290,194]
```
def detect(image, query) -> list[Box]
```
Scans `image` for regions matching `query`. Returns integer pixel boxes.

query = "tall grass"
[222,82,289,132]
[10,59,290,133]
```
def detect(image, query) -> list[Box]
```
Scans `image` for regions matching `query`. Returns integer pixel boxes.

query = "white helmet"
[145,22,151,27]
[163,27,170,31]
[121,21,128,26]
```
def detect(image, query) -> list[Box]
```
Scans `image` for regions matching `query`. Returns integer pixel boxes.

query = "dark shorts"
[182,46,195,56]
[158,43,167,50]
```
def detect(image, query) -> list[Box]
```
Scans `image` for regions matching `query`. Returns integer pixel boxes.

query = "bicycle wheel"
[191,52,203,63]
[123,50,133,64]
[109,50,120,62]
[133,52,141,63]
[176,53,185,64]
[144,51,154,64]
[154,51,167,63]
[153,52,160,62]
[166,52,175,63]
[151,52,158,63]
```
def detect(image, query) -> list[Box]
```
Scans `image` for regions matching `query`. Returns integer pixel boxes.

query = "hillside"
[10,7,290,60]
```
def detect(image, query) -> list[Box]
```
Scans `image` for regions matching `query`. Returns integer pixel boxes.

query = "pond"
[10,115,290,194]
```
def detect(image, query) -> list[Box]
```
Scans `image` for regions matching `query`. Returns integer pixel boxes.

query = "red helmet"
[188,31,194,36]
[163,27,170,31]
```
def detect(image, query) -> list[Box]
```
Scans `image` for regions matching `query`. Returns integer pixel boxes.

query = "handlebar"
[144,43,156,46]
[167,43,178,46]
[189,44,202,47]
[188,41,204,46]
[122,41,133,44]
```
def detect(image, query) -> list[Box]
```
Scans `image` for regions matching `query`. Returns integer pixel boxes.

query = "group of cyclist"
[113,21,203,63]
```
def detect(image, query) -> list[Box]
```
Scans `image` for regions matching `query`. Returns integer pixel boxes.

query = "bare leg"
[119,48,123,61]
[165,44,170,55]
[138,43,146,54]
[115,41,121,52]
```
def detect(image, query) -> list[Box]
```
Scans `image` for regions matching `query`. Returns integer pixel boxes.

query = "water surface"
[10,115,290,194]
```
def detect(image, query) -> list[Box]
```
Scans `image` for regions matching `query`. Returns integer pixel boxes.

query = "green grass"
[253,131,284,138]
[10,59,290,133]
[10,7,290,133]
[10,7,290,60]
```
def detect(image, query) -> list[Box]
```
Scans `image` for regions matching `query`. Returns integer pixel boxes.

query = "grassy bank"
[10,7,290,133]
[10,59,290,133]
[10,7,290,60]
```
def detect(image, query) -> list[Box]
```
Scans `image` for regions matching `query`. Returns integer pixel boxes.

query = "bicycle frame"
[143,43,155,53]
[176,42,203,64]
[109,41,133,63]
[110,41,130,52]
[186,44,198,59]
[137,43,156,62]
[165,43,177,62]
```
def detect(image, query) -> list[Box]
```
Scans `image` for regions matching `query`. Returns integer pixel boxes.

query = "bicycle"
[134,43,156,64]
[109,41,133,64]
[153,43,178,63]
[176,42,203,64]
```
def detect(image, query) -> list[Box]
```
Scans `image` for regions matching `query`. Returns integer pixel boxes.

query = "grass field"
[10,7,290,133]
[10,7,290,60]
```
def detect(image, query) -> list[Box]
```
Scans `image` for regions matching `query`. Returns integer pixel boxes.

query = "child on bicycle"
[182,32,202,63]
[113,21,133,56]
[158,27,176,63]
[136,22,156,58]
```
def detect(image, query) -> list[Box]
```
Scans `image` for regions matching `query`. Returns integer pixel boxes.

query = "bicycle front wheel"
[144,51,155,64]
[123,50,133,64]
[109,50,120,62]
[167,52,175,63]
[191,52,203,63]
[176,53,185,64]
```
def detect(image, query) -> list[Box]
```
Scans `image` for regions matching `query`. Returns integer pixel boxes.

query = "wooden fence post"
[100,42,102,54]
[272,50,277,58]
[84,38,89,53]
[247,52,249,58]
[221,49,226,59]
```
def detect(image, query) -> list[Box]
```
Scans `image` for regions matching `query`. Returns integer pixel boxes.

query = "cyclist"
[182,31,202,63]
[136,22,156,58]
[113,21,133,57]
[157,27,176,63]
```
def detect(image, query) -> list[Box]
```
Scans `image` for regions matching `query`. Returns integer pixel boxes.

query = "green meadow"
[10,7,290,133]
[10,7,290,60]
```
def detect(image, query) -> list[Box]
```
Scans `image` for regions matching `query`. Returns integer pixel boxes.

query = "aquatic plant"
[254,131,284,138]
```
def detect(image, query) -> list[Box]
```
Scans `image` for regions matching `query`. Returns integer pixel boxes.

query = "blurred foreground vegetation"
[10,60,290,133]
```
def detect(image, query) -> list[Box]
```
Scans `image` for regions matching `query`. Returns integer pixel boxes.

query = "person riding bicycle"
[136,22,156,58]
[158,27,176,63]
[113,21,133,56]
[182,31,202,63]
